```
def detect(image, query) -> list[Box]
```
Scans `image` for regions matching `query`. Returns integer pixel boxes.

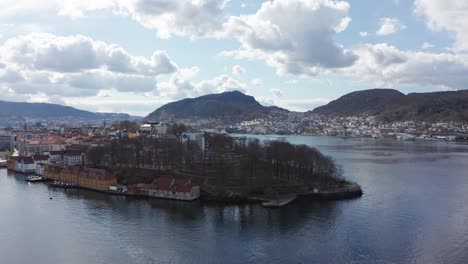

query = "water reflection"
[1,136,468,263]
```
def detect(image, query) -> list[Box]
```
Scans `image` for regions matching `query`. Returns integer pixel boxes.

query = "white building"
[35,164,44,175]
[48,151,64,164]
[33,154,50,164]
[181,132,205,152]
[64,151,83,166]
[15,157,36,174]
[140,122,168,135]
[33,154,50,175]
[148,178,200,201]
[139,124,152,133]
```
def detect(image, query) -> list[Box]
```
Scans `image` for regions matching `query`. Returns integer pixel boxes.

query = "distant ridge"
[312,89,468,122]
[146,91,288,122]
[0,100,136,121]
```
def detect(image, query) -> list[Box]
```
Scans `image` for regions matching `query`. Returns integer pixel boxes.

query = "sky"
[0,0,468,116]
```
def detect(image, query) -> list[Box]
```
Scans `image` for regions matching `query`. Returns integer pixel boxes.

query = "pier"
[261,195,297,208]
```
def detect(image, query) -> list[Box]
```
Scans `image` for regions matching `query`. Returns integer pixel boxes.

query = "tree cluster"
[86,133,345,193]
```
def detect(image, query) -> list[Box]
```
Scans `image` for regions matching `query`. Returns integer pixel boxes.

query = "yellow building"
[45,165,117,191]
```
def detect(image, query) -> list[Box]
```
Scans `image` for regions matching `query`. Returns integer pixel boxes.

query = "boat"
[25,176,48,182]
[50,181,78,189]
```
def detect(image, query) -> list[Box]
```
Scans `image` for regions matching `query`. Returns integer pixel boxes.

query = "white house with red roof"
[15,156,36,174]
[148,177,200,201]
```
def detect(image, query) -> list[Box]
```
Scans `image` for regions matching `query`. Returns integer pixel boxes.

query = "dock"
[297,183,363,200]
[262,195,297,208]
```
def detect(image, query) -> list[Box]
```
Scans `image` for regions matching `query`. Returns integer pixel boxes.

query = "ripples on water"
[1,136,468,264]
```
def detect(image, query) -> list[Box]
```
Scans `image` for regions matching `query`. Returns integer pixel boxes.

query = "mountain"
[146,91,288,122]
[313,89,406,116]
[312,89,468,122]
[0,100,136,121]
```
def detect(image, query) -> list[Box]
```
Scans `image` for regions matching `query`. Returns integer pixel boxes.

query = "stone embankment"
[203,182,363,207]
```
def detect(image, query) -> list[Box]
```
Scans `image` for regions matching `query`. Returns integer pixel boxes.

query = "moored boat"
[50,181,78,189]
[25,176,48,182]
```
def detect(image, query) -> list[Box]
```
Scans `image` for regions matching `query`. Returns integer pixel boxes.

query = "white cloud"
[285,79,299,84]
[0,0,115,18]
[1,33,176,74]
[221,0,357,76]
[123,0,229,39]
[57,0,116,18]
[0,33,177,99]
[197,74,247,94]
[270,88,284,98]
[6,0,358,79]
[251,78,262,86]
[421,42,435,49]
[0,0,228,38]
[231,64,246,76]
[359,31,369,37]
[414,0,468,51]
[97,90,112,97]
[157,68,247,100]
[257,97,330,112]
[347,43,468,90]
[376,17,406,36]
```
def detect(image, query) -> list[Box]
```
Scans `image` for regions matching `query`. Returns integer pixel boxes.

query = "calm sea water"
[1,136,468,264]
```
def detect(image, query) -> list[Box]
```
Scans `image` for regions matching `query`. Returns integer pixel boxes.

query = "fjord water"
[1,136,468,264]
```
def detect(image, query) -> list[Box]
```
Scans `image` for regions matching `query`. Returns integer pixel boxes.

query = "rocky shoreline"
[200,182,363,206]
[297,182,363,200]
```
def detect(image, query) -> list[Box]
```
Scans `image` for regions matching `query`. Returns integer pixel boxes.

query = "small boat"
[26,176,47,182]
[50,181,78,189]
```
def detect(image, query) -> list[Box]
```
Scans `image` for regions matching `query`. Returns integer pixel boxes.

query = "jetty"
[262,195,297,208]
[297,182,363,200]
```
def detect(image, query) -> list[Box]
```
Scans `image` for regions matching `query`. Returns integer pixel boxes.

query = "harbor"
[1,134,468,264]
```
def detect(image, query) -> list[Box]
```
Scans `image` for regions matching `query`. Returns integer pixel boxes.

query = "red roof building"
[148,177,200,201]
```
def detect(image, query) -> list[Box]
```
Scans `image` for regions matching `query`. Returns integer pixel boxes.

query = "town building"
[44,165,117,191]
[139,121,168,135]
[33,154,50,164]
[181,132,205,158]
[7,156,21,171]
[149,177,200,200]
[0,135,15,154]
[48,151,65,164]
[64,151,83,166]
[33,154,50,175]
[15,156,36,174]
